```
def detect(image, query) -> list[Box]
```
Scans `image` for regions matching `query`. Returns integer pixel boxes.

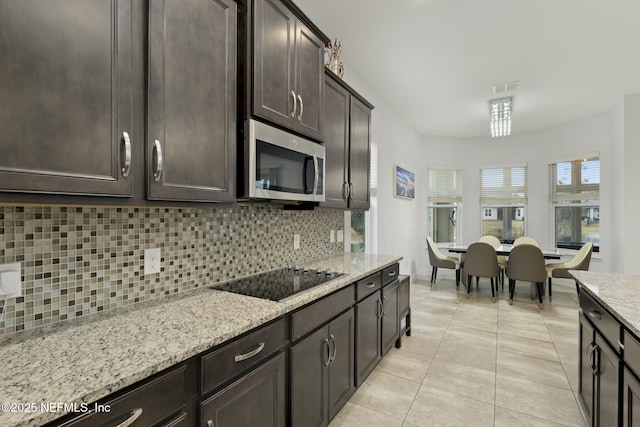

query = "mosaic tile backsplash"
[0,204,344,337]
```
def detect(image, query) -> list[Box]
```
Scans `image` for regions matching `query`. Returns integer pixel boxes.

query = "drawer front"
[382,263,400,285]
[580,291,621,352]
[356,272,382,301]
[625,330,640,379]
[201,352,286,427]
[291,285,355,342]
[58,366,186,427]
[201,318,286,395]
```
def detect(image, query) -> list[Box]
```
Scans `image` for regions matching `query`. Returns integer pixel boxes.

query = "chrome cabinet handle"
[377,299,384,319]
[350,183,355,199]
[592,344,600,376]
[342,182,350,200]
[324,338,331,367]
[121,131,131,178]
[207,420,215,427]
[153,139,163,182]
[329,334,337,363]
[297,94,304,121]
[588,308,602,320]
[116,408,143,427]
[388,271,397,277]
[585,342,595,372]
[234,342,265,363]
[290,91,297,118]
[365,282,376,289]
[383,296,388,315]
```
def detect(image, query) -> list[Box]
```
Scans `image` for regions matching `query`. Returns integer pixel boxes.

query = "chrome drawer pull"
[588,308,602,320]
[121,131,131,178]
[365,282,376,288]
[388,271,397,277]
[619,340,625,350]
[234,342,265,363]
[116,408,142,427]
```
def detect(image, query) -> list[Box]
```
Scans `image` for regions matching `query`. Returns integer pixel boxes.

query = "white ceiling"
[294,0,640,138]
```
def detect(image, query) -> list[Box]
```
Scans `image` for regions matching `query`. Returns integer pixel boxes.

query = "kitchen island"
[571,271,640,427]
[0,253,402,427]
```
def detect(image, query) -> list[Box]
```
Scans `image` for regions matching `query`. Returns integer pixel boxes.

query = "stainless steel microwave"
[244,119,325,203]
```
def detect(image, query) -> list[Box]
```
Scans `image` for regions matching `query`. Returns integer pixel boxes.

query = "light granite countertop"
[571,271,640,337]
[0,253,402,427]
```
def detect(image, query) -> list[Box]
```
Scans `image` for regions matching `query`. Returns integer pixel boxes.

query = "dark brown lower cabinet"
[200,352,286,427]
[291,308,355,427]
[355,277,399,386]
[381,280,400,356]
[623,368,640,427]
[355,290,382,386]
[579,311,620,427]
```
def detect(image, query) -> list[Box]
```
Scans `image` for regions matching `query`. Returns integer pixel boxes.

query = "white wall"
[623,94,640,274]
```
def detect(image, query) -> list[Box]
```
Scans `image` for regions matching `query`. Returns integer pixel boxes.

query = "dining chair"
[545,242,593,299]
[505,244,547,310]
[426,236,461,288]
[463,242,500,302]
[478,235,507,289]
[513,236,540,247]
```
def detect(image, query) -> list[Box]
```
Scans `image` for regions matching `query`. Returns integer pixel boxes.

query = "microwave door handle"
[313,155,319,195]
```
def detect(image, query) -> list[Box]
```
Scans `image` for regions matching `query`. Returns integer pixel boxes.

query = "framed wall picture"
[394,165,415,199]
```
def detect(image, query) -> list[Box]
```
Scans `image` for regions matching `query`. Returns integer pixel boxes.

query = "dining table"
[446,243,563,259]
[446,243,563,291]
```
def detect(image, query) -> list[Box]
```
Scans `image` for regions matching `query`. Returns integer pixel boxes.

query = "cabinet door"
[381,280,400,356]
[294,20,324,141]
[291,327,329,427]
[579,312,596,424]
[253,0,296,129]
[0,0,133,197]
[595,333,620,427]
[328,309,355,421]
[322,74,350,209]
[348,97,372,210]
[623,368,640,427]
[356,291,382,386]
[148,0,236,202]
[201,352,286,427]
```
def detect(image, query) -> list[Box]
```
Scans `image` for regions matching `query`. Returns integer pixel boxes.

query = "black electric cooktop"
[211,267,344,301]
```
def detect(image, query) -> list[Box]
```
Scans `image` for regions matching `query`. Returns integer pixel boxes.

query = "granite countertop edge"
[0,253,402,427]
[570,270,640,338]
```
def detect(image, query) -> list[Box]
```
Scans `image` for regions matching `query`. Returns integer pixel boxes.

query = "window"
[550,156,600,251]
[480,166,527,242]
[427,168,461,243]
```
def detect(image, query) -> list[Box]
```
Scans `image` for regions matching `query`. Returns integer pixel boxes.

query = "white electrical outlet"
[144,248,161,275]
[293,234,301,250]
[0,262,21,299]
[330,230,336,243]
[337,230,344,242]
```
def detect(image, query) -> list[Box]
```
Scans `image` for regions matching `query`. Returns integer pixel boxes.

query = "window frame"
[479,165,528,242]
[427,167,462,244]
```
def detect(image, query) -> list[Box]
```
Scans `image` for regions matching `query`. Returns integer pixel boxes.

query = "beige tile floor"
[329,275,587,427]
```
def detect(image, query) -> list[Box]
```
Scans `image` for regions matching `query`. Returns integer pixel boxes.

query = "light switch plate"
[144,248,161,275]
[337,230,344,242]
[330,230,336,243]
[0,262,22,299]
[293,234,301,250]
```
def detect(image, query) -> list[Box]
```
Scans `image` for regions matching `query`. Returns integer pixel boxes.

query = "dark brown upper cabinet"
[147,0,236,202]
[252,0,325,141]
[0,0,134,197]
[322,71,374,210]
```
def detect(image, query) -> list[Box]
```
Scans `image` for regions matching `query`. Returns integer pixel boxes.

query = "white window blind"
[480,166,527,204]
[427,168,461,204]
[550,157,600,203]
